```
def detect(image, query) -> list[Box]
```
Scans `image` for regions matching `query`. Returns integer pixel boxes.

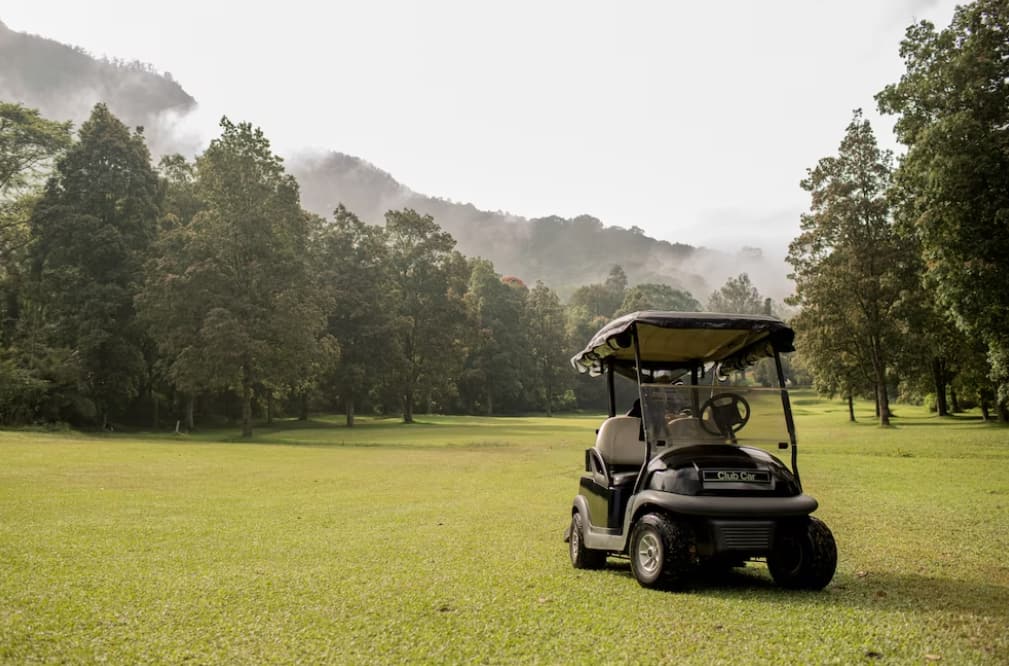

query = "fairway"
[2,401,1009,664]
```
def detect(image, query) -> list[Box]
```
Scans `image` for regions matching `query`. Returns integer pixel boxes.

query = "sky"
[4,0,962,255]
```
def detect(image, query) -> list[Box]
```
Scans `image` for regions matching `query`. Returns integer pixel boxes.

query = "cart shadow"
[601,560,1009,618]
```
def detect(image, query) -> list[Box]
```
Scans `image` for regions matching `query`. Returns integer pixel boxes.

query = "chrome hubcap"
[637,532,661,575]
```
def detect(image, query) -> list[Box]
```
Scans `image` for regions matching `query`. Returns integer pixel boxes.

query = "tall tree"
[385,208,469,423]
[140,118,330,437]
[136,155,208,430]
[316,204,395,426]
[877,0,1009,412]
[461,259,527,415]
[787,110,903,426]
[28,103,160,426]
[525,280,569,416]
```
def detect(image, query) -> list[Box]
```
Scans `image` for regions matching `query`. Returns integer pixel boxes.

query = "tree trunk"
[875,385,891,425]
[998,399,1009,424]
[153,392,160,431]
[949,385,960,413]
[980,395,990,421]
[241,366,253,438]
[932,358,948,416]
[486,388,493,416]
[346,393,355,428]
[184,394,195,431]
[266,392,274,426]
[299,390,309,421]
[402,391,414,424]
[847,394,855,422]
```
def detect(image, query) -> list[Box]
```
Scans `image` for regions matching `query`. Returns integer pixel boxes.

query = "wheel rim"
[636,531,661,575]
[570,523,580,558]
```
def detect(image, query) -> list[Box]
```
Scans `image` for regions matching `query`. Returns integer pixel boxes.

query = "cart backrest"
[594,416,645,467]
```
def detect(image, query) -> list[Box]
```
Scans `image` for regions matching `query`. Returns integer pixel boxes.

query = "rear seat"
[594,416,644,485]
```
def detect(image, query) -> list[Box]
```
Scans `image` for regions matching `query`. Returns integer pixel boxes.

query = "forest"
[1,0,1007,435]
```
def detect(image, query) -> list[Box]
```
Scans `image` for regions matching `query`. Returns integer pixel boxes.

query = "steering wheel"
[699,393,751,437]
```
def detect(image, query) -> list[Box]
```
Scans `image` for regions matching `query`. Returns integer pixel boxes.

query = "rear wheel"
[767,516,837,590]
[569,512,606,570]
[629,513,695,590]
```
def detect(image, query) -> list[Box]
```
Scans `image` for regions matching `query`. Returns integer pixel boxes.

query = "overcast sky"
[4,0,961,254]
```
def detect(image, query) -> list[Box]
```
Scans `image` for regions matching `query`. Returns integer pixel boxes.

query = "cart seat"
[594,416,645,467]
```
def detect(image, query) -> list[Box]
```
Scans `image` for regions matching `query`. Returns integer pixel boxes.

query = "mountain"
[0,19,196,154]
[290,151,766,298]
[1,19,785,301]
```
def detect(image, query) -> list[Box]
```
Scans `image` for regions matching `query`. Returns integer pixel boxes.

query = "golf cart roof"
[571,311,795,377]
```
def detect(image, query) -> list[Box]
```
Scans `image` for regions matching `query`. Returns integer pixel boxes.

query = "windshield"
[639,384,793,453]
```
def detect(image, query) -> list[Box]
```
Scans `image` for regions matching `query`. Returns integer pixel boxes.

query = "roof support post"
[774,350,801,489]
[606,358,616,418]
[631,324,651,494]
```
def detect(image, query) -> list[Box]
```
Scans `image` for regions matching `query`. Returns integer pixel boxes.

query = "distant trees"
[707,273,769,315]
[617,283,700,316]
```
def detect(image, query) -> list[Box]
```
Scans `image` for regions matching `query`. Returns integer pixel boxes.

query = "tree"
[28,103,160,426]
[568,264,627,319]
[460,259,528,415]
[525,281,569,416]
[315,204,395,426]
[877,0,1009,412]
[616,283,700,316]
[787,110,904,426]
[0,103,72,267]
[0,104,73,424]
[140,118,331,437]
[385,209,469,423]
[707,273,768,315]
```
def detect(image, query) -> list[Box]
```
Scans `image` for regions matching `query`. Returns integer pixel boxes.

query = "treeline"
[2,101,753,435]
[788,0,1009,424]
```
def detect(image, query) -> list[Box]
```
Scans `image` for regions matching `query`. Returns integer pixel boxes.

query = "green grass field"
[2,396,1008,664]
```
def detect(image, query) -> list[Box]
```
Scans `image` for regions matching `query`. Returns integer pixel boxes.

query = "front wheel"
[569,512,606,570]
[767,516,837,590]
[628,513,695,590]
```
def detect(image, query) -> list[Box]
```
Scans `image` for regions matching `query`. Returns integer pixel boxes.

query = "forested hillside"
[292,151,782,297]
[0,19,195,154]
[0,20,785,299]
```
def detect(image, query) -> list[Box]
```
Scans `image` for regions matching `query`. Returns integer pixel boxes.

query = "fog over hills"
[0,18,198,155]
[0,18,792,302]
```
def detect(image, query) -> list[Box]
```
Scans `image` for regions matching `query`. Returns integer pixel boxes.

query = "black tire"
[767,516,837,590]
[569,512,607,570]
[628,513,696,590]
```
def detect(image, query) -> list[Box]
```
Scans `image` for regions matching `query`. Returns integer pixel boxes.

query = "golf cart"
[564,311,836,590]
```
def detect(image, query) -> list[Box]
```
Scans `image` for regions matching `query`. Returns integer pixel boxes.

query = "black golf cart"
[564,311,836,590]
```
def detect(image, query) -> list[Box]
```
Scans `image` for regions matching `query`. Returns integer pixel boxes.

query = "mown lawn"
[2,397,1008,664]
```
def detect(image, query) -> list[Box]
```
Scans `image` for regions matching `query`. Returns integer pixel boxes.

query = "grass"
[2,396,1008,664]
